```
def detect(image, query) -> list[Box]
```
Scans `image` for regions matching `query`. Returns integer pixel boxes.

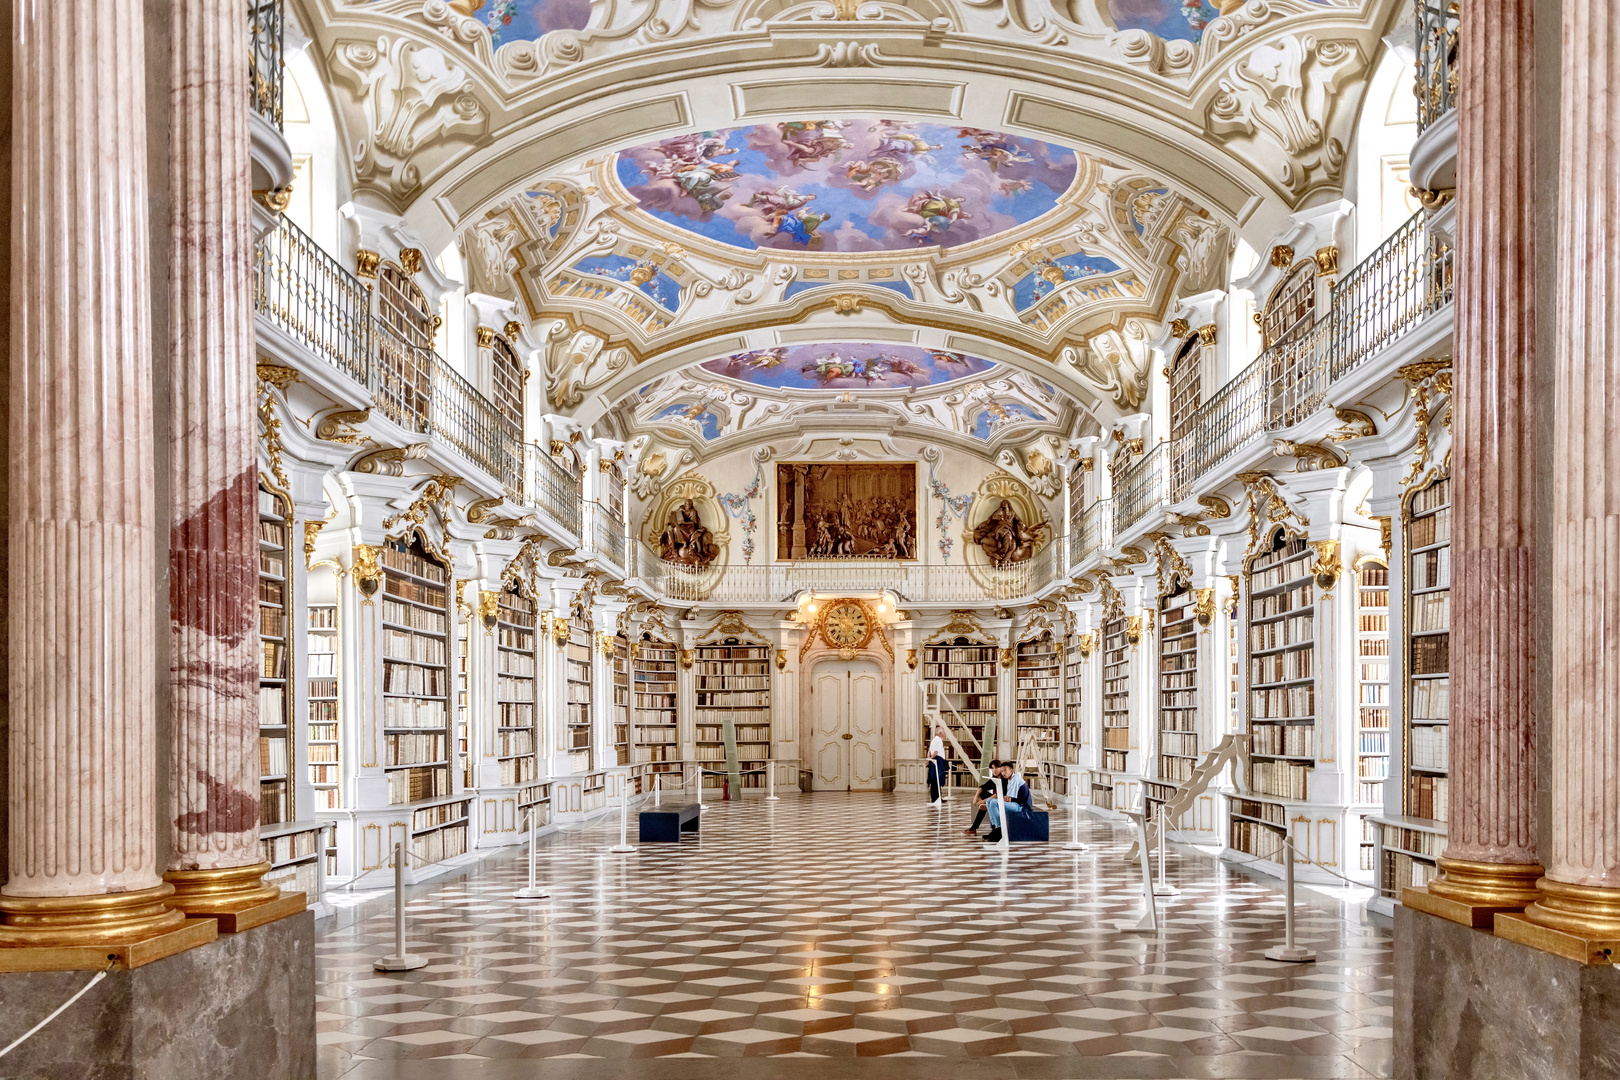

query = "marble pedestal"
[0,912,314,1080]
[1395,905,1620,1079]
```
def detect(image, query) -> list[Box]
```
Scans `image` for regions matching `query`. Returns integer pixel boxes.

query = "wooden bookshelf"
[695,639,771,789]
[258,486,292,826]
[497,586,538,787]
[457,600,471,790]
[1233,529,1317,858]
[380,538,451,807]
[409,795,470,866]
[1100,618,1130,774]
[565,616,594,774]
[307,603,339,811]
[1405,475,1450,826]
[1356,562,1392,871]
[1376,816,1445,900]
[612,635,630,767]
[1063,635,1083,765]
[1158,586,1199,786]
[1015,633,1061,765]
[633,636,680,774]
[922,637,998,782]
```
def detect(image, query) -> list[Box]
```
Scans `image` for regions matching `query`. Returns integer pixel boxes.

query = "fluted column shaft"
[1428,0,1541,911]
[4,0,160,899]
[164,0,276,903]
[1522,0,1620,938]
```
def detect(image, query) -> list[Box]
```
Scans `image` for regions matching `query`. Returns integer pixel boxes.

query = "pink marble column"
[0,0,185,943]
[1421,0,1544,920]
[161,0,279,914]
[1516,0,1620,943]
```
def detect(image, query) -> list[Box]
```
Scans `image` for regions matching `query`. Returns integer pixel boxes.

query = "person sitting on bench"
[984,761,1034,843]
[961,762,1002,836]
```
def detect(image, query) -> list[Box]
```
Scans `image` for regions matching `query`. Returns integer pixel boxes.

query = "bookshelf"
[1100,618,1130,775]
[497,586,539,787]
[695,639,772,790]
[632,635,680,777]
[1063,635,1083,765]
[380,538,451,807]
[565,616,594,774]
[1158,586,1199,786]
[1014,633,1061,765]
[612,635,630,766]
[457,600,471,790]
[1377,816,1446,900]
[1230,530,1316,860]
[1356,561,1392,871]
[1405,475,1450,825]
[307,603,339,812]
[258,486,292,826]
[922,637,999,783]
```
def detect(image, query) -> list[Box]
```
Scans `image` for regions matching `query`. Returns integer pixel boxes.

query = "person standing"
[927,723,948,806]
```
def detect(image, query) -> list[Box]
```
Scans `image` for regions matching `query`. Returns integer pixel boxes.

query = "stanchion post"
[695,763,707,812]
[1153,801,1179,897]
[1264,835,1317,963]
[767,760,779,801]
[514,805,548,899]
[654,772,661,807]
[374,842,428,972]
[1064,787,1085,850]
[611,777,636,854]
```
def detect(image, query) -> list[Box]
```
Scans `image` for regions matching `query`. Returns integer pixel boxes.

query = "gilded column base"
[164,862,306,933]
[0,883,218,971]
[1495,877,1620,964]
[1406,857,1545,928]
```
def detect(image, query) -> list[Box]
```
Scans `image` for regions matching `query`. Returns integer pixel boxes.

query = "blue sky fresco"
[483,0,590,45]
[970,402,1046,440]
[569,254,683,312]
[653,403,722,440]
[1108,0,1219,41]
[781,279,914,303]
[615,121,1078,253]
[700,343,995,391]
[1011,252,1128,311]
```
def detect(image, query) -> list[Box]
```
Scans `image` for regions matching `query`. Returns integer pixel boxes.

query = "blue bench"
[639,803,700,843]
[1007,809,1050,842]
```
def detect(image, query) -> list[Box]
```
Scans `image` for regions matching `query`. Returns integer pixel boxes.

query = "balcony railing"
[1078,500,1114,565]
[432,360,517,487]
[527,443,583,538]
[650,541,1063,604]
[248,0,284,129]
[1169,358,1264,504]
[254,216,371,387]
[1113,444,1170,537]
[1416,0,1458,133]
[1327,210,1455,381]
[586,501,628,571]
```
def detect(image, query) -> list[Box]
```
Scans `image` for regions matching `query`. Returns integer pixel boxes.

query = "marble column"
[1415,0,1544,923]
[1505,0,1620,954]
[0,0,186,944]
[159,0,281,918]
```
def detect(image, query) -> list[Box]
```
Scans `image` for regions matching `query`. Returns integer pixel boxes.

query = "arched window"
[375,264,433,430]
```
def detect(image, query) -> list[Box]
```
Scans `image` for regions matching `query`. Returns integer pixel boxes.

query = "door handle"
[841,733,852,740]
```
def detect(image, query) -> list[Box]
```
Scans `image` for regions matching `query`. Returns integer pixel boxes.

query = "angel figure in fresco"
[651,132,736,171]
[929,349,972,370]
[998,178,1033,196]
[845,158,905,192]
[736,347,788,371]
[903,190,970,243]
[743,186,818,230]
[777,121,852,166]
[957,128,1034,172]
[802,350,858,383]
[668,159,740,213]
[869,120,942,159]
[774,210,833,248]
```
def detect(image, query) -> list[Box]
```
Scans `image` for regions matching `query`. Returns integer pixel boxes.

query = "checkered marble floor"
[316,792,1393,1079]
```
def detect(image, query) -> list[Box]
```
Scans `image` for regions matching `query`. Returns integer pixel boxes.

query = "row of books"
[383,630,446,665]
[497,675,534,702]
[308,655,336,682]
[1158,755,1195,781]
[413,800,466,831]
[1383,823,1444,857]
[694,678,770,691]
[310,677,337,700]
[498,702,534,727]
[1411,724,1450,771]
[385,733,446,767]
[383,698,448,728]
[1359,585,1390,607]
[260,685,286,726]
[1102,749,1128,772]
[382,599,447,633]
[384,574,447,609]
[692,746,728,762]
[412,824,469,866]
[1160,690,1196,709]
[1016,677,1060,690]
[1230,819,1287,861]
[1412,479,1450,514]
[1252,686,1315,719]
[1412,636,1450,676]
[382,544,447,584]
[696,694,769,709]
[259,551,286,578]
[1162,670,1196,691]
[1411,548,1451,592]
[1412,676,1450,719]
[1381,849,1437,899]
[693,663,769,677]
[1359,683,1389,705]
[1252,648,1314,685]
[498,651,537,677]
[1412,591,1450,632]
[500,756,539,785]
[260,736,290,777]
[259,579,284,605]
[1359,613,1390,634]
[1251,583,1315,619]
[1249,549,1314,592]
[382,662,447,697]
[1250,615,1313,651]
[260,780,290,825]
[309,607,337,629]
[1409,508,1451,548]
[1358,779,1385,804]
[936,679,997,694]
[634,745,677,762]
[497,627,534,651]
[1230,796,1286,825]
[309,742,338,763]
[697,646,768,659]
[497,605,536,630]
[635,693,676,708]
[1408,774,1450,820]
[1249,759,1310,800]
[1251,721,1315,757]
[636,727,679,745]
[1358,757,1389,780]
[258,490,286,517]
[926,648,996,663]
[308,784,341,809]
[1359,730,1390,754]
[262,641,288,680]
[308,720,337,741]
[387,765,449,804]
[260,607,288,639]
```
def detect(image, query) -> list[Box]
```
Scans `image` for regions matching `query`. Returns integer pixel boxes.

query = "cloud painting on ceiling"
[570,254,683,311]
[653,402,723,440]
[1010,252,1130,311]
[481,0,591,45]
[614,121,1079,253]
[970,402,1046,440]
[1108,0,1219,41]
[700,344,995,390]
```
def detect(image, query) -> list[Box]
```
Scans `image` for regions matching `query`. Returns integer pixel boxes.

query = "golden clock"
[821,600,871,649]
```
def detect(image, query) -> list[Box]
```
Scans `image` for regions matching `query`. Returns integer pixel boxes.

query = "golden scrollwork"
[551,614,570,646]
[315,407,372,445]
[382,475,462,536]
[1197,494,1233,519]
[928,609,989,644]
[253,186,293,213]
[1327,407,1377,442]
[1076,631,1097,658]
[1196,323,1218,346]
[304,521,325,569]
[475,326,496,348]
[504,320,523,341]
[1170,317,1190,337]
[1273,439,1347,471]
[478,591,500,630]
[1313,245,1340,276]
[906,648,918,671]
[398,248,424,275]
[679,648,694,670]
[351,443,429,476]
[353,545,383,599]
[1225,574,1240,614]
[1311,540,1341,590]
[1237,472,1311,561]
[775,649,788,672]
[1270,244,1295,268]
[1124,616,1143,646]
[1152,536,1192,599]
[354,249,381,279]
[999,647,1014,669]
[826,293,866,313]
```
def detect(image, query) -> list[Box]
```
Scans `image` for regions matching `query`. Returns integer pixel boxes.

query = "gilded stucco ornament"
[478,591,500,630]
[353,545,383,599]
[1194,587,1216,627]
[315,407,372,445]
[1077,631,1097,657]
[1311,540,1342,590]
[1124,616,1143,647]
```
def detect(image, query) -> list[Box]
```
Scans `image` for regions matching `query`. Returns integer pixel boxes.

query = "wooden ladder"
[1123,733,1251,861]
[922,682,986,785]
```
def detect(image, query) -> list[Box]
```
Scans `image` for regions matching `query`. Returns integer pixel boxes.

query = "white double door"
[811,659,883,791]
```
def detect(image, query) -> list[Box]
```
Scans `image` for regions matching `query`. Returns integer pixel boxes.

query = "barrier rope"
[1158,824,1375,892]
[0,959,115,1059]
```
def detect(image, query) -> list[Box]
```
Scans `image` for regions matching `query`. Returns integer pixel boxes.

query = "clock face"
[823,602,869,648]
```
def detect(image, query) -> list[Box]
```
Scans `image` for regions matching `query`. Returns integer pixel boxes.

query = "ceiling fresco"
[1108,0,1221,42]
[613,121,1079,254]
[699,343,996,391]
[480,0,590,45]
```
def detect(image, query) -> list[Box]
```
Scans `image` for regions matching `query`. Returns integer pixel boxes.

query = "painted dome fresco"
[700,343,996,390]
[613,120,1079,253]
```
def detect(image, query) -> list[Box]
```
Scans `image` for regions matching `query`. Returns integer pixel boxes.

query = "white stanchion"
[1153,802,1180,897]
[653,773,661,808]
[1264,836,1317,963]
[694,763,708,812]
[767,760,779,801]
[610,778,636,854]
[374,842,428,971]
[989,776,1010,853]
[513,806,548,899]
[1113,811,1159,933]
[1064,793,1085,850]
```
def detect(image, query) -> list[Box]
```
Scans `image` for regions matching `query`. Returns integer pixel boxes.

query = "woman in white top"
[927,725,946,806]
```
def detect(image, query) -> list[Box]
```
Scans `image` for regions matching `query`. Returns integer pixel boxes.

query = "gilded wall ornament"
[315,407,372,444]
[1170,317,1190,337]
[1124,616,1143,646]
[1076,631,1097,657]
[1273,439,1347,471]
[1194,587,1216,627]
[1196,323,1218,346]
[679,648,694,670]
[478,591,499,630]
[1311,540,1342,590]
[775,649,787,672]
[906,648,918,671]
[354,249,381,278]
[1313,245,1340,276]
[304,521,325,569]
[353,545,383,599]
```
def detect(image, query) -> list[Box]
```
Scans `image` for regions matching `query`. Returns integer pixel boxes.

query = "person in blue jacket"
[984,760,1034,843]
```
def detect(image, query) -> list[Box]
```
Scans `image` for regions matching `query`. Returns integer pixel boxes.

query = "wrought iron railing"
[373,322,433,434]
[1112,444,1170,536]
[1327,209,1455,381]
[1079,500,1114,564]
[248,0,284,129]
[254,216,371,386]
[430,359,515,487]
[1416,0,1458,134]
[1262,321,1331,431]
[586,501,627,571]
[527,443,583,538]
[1169,357,1265,504]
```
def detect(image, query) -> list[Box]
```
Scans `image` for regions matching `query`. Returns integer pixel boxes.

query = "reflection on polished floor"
[317,793,1393,1079]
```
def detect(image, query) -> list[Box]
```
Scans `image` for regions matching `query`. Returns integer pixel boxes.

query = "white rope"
[0,963,111,1059]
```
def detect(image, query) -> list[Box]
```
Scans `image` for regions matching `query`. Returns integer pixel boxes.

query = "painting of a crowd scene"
[775,463,918,561]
